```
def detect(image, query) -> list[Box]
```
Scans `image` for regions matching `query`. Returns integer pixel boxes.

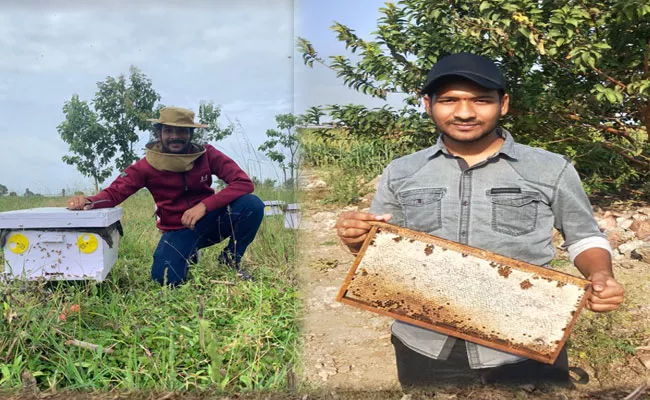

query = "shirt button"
[461,231,467,236]
[462,201,469,206]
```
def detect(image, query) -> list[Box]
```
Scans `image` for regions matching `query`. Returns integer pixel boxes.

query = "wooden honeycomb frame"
[336,222,592,364]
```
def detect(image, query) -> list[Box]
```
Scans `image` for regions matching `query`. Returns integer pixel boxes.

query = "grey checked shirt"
[369,128,604,369]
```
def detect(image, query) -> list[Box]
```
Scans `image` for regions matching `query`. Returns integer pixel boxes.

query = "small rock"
[607,228,636,249]
[631,244,650,261]
[630,219,650,240]
[606,228,626,249]
[399,395,412,400]
[597,216,617,231]
[519,383,536,392]
[617,217,633,230]
[306,180,327,189]
[318,370,330,381]
[618,240,647,255]
[21,370,37,393]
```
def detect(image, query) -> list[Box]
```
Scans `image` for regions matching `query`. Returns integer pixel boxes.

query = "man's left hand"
[586,271,625,312]
[181,203,207,230]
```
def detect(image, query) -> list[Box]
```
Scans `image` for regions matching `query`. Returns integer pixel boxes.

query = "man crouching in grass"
[67,106,264,286]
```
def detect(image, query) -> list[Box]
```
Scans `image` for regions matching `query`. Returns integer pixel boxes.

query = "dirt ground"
[295,178,650,399]
[297,203,399,391]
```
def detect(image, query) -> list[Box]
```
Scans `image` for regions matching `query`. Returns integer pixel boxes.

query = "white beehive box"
[284,204,300,229]
[263,200,286,216]
[0,207,123,282]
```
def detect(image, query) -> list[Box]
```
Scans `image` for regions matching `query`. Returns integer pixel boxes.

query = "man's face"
[160,125,192,154]
[423,80,509,144]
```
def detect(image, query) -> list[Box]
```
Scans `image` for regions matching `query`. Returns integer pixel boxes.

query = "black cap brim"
[420,72,504,96]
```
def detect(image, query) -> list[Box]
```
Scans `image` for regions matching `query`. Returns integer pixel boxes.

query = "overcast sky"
[0,0,407,195]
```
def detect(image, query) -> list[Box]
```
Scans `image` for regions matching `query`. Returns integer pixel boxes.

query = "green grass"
[0,188,298,393]
[300,128,412,204]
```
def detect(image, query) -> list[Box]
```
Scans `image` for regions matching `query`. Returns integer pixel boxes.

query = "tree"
[303,106,326,126]
[195,101,234,143]
[252,177,277,188]
[298,0,650,193]
[0,184,7,196]
[58,95,115,194]
[60,67,233,192]
[259,114,301,186]
[93,66,161,171]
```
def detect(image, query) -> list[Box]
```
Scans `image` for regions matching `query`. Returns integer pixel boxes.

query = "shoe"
[236,269,255,281]
[218,253,255,281]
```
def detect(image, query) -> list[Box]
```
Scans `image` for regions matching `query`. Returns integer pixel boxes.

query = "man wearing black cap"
[335,53,624,388]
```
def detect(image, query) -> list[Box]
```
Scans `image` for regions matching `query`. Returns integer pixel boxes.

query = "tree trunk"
[94,177,99,195]
[290,162,294,186]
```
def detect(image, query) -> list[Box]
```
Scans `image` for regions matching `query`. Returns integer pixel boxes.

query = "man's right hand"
[67,196,92,210]
[335,211,392,254]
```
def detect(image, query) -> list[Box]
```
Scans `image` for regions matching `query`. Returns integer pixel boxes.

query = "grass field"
[0,186,299,394]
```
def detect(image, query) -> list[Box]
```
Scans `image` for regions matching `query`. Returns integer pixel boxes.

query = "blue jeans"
[151,194,265,286]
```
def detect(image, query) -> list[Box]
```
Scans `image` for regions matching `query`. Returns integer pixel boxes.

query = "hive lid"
[0,207,124,229]
[263,200,286,206]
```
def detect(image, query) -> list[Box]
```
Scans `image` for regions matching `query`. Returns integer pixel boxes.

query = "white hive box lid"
[263,200,286,206]
[0,207,123,229]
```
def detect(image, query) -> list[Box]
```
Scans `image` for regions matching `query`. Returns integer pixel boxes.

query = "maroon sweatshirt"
[87,144,254,231]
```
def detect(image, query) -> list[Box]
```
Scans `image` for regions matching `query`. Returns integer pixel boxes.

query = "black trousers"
[391,335,572,389]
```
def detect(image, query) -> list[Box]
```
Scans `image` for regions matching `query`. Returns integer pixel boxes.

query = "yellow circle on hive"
[77,234,98,254]
[7,234,29,254]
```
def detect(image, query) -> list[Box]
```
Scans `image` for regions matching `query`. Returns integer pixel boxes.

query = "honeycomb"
[338,223,590,363]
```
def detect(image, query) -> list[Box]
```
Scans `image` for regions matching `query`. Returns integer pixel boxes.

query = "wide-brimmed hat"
[146,107,209,128]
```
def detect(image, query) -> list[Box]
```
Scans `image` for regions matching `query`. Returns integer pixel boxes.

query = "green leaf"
[604,89,617,103]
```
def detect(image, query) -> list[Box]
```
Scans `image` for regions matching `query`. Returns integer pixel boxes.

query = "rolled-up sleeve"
[369,164,405,226]
[551,161,605,246]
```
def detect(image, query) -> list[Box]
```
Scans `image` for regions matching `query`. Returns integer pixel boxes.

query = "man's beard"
[161,139,191,154]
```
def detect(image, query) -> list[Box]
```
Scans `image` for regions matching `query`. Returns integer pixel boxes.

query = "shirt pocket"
[487,189,541,236]
[397,188,446,233]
